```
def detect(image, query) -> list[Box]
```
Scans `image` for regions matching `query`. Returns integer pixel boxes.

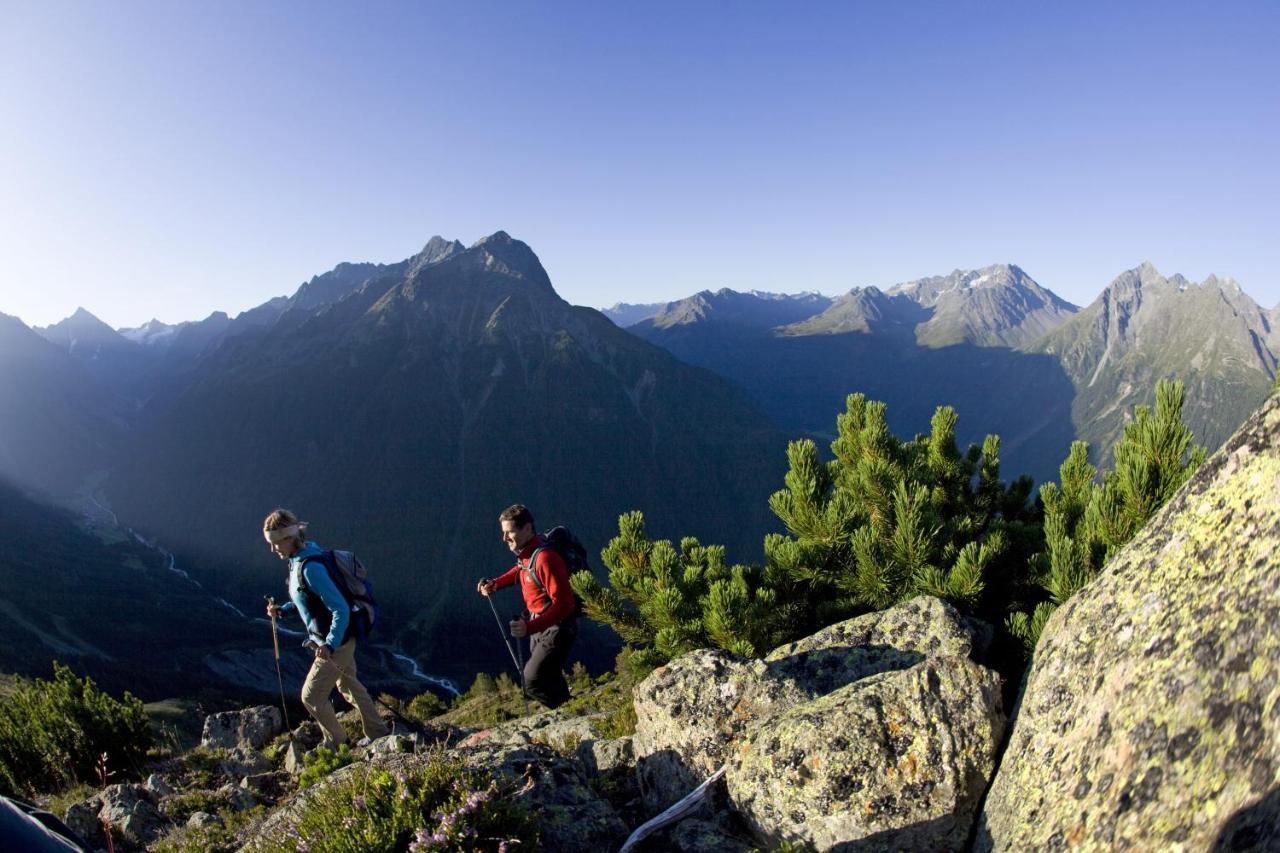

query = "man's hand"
[509,618,528,638]
[314,644,333,661]
[266,602,283,619]
[476,578,495,597]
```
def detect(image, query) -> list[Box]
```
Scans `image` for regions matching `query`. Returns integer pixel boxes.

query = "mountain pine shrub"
[1008,379,1207,655]
[0,662,152,796]
[574,394,1043,663]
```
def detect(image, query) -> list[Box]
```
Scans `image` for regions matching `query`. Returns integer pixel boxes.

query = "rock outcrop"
[633,596,1006,850]
[200,705,283,750]
[977,393,1280,850]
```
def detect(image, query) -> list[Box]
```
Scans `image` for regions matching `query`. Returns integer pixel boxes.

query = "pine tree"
[1008,380,1206,656]
[766,394,1039,632]
[570,511,780,664]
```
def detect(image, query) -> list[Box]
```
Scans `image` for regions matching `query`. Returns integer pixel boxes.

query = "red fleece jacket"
[491,535,575,633]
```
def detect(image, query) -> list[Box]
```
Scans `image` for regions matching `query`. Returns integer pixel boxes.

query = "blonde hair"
[263,508,305,544]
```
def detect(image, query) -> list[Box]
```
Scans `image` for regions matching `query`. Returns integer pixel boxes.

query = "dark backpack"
[525,526,588,620]
[300,549,378,641]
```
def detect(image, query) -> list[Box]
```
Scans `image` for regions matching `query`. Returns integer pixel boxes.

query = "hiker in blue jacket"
[262,508,387,748]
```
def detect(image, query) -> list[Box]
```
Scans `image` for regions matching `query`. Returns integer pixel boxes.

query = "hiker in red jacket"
[476,504,578,708]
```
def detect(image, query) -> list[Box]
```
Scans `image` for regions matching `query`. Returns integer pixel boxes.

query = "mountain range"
[615,261,1277,479]
[2,232,787,687]
[5,238,1275,692]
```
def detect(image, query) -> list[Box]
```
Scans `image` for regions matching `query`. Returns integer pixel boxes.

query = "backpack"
[525,526,588,620]
[300,549,378,641]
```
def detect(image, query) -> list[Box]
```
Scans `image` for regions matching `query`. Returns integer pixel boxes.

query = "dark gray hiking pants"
[523,618,577,709]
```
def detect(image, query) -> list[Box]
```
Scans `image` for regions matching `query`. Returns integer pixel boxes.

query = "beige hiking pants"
[300,638,388,745]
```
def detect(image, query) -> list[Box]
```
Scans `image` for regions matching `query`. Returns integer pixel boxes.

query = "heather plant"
[0,662,152,796]
[288,752,537,852]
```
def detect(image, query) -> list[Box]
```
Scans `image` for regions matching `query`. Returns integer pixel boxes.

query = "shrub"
[298,743,355,789]
[405,691,447,722]
[287,751,538,852]
[0,662,153,796]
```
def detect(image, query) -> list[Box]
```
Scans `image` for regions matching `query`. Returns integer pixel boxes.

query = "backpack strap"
[523,546,552,615]
[298,552,353,606]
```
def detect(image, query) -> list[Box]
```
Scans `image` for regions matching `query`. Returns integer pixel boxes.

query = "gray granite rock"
[977,394,1280,851]
[186,810,223,829]
[201,705,283,750]
[729,656,1004,850]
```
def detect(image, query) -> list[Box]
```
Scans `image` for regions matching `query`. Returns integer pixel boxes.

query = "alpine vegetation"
[573,380,1203,676]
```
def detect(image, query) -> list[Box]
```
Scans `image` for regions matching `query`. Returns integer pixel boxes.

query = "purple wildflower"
[354,794,367,811]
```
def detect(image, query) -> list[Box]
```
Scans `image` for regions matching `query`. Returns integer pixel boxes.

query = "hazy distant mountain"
[636,289,835,333]
[630,261,1273,484]
[601,301,667,327]
[630,269,1081,483]
[0,313,124,494]
[106,232,786,683]
[1030,262,1276,462]
[38,307,139,356]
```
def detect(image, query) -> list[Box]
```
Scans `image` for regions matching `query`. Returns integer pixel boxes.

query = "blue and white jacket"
[278,541,351,649]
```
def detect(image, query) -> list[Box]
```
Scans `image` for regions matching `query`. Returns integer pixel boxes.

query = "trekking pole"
[482,586,523,677]
[512,615,529,717]
[265,596,292,731]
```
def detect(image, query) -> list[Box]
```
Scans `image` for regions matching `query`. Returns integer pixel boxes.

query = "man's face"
[269,536,300,560]
[501,519,535,555]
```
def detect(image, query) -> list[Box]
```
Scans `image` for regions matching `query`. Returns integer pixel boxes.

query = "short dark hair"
[498,504,534,530]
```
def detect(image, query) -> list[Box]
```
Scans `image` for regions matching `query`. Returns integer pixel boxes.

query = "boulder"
[216,782,257,812]
[460,742,629,852]
[632,649,808,809]
[977,395,1280,850]
[97,783,168,845]
[282,739,308,776]
[730,656,1003,850]
[186,811,223,829]
[201,705,283,750]
[632,596,1005,849]
[456,708,605,752]
[218,746,272,778]
[241,743,627,853]
[144,773,174,797]
[577,735,635,778]
[366,733,417,756]
[63,798,105,849]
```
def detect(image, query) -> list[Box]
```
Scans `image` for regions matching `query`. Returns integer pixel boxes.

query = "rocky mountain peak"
[37,307,135,351]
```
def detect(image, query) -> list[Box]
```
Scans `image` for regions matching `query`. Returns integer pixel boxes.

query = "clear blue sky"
[2,1,1276,328]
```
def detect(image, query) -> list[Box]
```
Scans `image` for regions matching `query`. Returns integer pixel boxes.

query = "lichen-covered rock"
[632,650,809,810]
[577,735,635,777]
[764,595,984,693]
[456,708,605,752]
[633,596,992,813]
[460,742,629,851]
[201,705,283,750]
[242,740,626,853]
[282,739,308,775]
[977,394,1280,851]
[729,656,1004,850]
